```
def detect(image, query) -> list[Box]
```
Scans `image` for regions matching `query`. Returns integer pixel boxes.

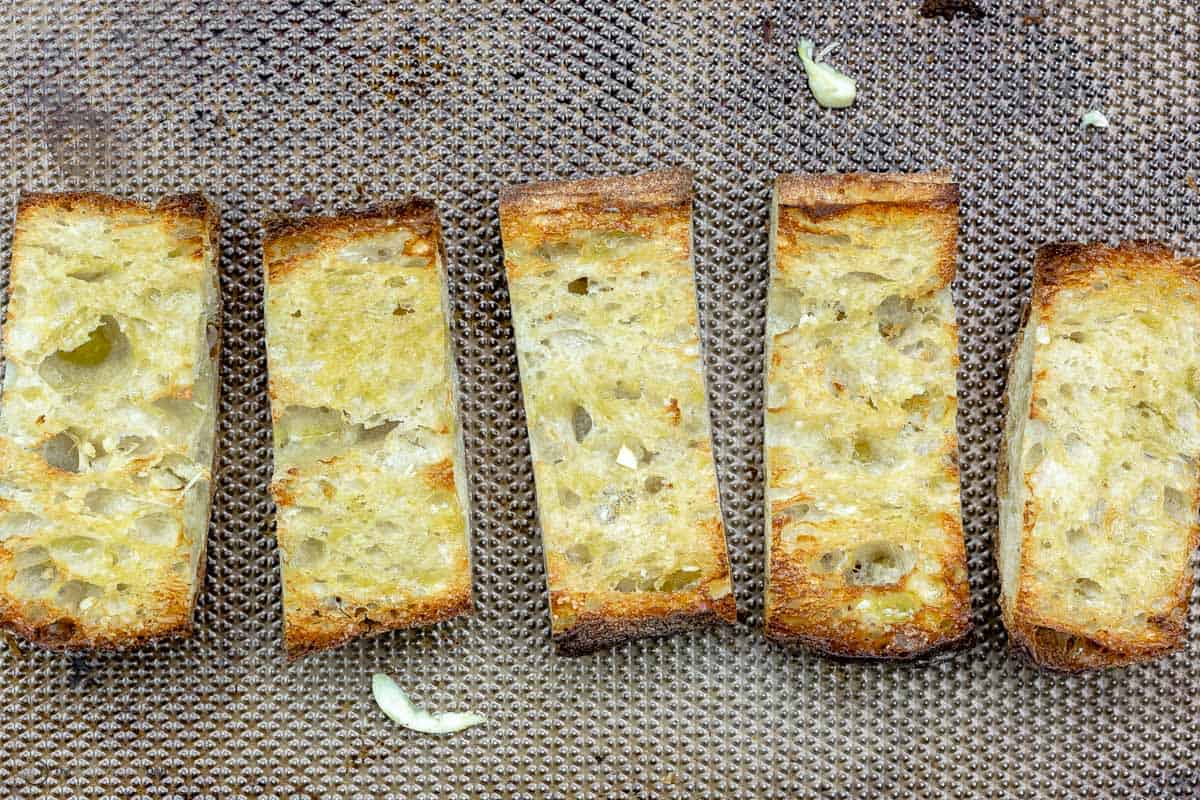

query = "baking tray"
[1,1,1198,797]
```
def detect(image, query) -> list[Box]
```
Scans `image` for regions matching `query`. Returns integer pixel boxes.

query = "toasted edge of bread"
[763,172,973,659]
[262,199,439,254]
[283,593,473,660]
[552,599,736,656]
[498,167,692,215]
[763,624,972,661]
[262,200,474,659]
[0,191,221,650]
[774,171,959,214]
[996,241,1200,671]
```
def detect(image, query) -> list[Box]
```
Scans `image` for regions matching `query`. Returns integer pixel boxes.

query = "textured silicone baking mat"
[1,1,1197,797]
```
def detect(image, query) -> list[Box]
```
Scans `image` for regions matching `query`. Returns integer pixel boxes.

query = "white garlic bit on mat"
[371,673,486,735]
[797,37,858,109]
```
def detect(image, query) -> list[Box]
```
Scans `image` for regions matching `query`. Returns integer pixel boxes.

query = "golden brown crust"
[548,516,736,657]
[553,594,737,656]
[1006,619,1185,673]
[499,167,692,216]
[17,191,216,228]
[0,191,220,651]
[764,547,973,659]
[499,170,693,282]
[775,171,959,219]
[262,200,440,283]
[998,240,1199,671]
[156,192,218,223]
[284,588,473,660]
[17,191,158,217]
[765,612,973,660]
[262,198,439,248]
[0,600,192,651]
[1031,240,1193,306]
[774,172,960,289]
[279,526,475,660]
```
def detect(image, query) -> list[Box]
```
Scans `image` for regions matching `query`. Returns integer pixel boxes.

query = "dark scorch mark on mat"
[920,0,986,19]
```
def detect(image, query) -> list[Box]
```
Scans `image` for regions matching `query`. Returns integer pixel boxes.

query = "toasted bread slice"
[499,168,736,655]
[0,192,221,649]
[263,201,473,659]
[763,173,972,658]
[997,242,1200,670]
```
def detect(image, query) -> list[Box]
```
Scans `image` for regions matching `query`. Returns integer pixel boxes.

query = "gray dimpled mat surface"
[1,1,1198,797]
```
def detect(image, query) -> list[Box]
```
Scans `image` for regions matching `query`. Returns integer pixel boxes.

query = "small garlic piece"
[797,38,857,109]
[1080,110,1109,129]
[372,673,486,736]
[616,444,639,470]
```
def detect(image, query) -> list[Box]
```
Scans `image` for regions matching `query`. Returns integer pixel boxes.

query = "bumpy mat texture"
[0,2,1197,798]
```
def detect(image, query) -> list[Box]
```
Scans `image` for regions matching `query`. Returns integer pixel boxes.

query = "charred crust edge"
[284,590,473,661]
[0,602,193,651]
[552,595,736,657]
[261,198,441,249]
[17,190,215,223]
[1007,619,1185,672]
[1031,240,1194,305]
[764,618,974,661]
[775,171,959,217]
[499,167,693,215]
